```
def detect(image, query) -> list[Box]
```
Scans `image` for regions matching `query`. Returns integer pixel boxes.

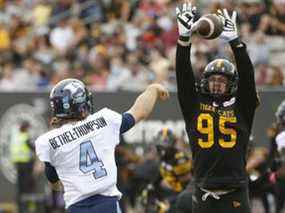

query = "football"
[195,14,224,39]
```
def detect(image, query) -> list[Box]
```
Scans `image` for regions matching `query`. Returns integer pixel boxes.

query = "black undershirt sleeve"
[44,162,59,183]
[120,113,135,134]
[230,38,258,125]
[176,43,198,122]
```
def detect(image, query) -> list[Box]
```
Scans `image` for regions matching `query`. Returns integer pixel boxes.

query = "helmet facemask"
[199,59,238,101]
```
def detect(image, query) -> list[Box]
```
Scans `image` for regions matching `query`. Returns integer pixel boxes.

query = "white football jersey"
[35,108,122,208]
[276,131,285,152]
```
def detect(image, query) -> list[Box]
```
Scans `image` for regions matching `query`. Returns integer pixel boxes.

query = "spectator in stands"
[31,1,51,27]
[121,52,151,91]
[12,58,38,91]
[268,65,284,86]
[239,0,267,32]
[0,62,15,91]
[49,18,75,55]
[32,34,55,65]
[259,0,285,35]
[51,0,73,18]
[0,23,10,51]
[0,0,283,92]
[50,59,71,86]
[78,0,105,22]
[255,63,270,86]
[106,57,131,91]
[248,31,270,65]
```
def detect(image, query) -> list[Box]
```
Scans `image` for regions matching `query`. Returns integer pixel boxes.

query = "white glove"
[176,2,197,38]
[217,9,239,42]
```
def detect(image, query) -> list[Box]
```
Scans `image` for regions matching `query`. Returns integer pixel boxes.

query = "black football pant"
[175,184,193,213]
[192,186,251,213]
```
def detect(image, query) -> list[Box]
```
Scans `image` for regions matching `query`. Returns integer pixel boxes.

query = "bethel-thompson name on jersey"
[49,117,107,150]
[35,108,123,208]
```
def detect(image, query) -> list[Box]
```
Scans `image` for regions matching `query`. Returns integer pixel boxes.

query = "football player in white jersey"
[268,100,285,184]
[35,78,169,213]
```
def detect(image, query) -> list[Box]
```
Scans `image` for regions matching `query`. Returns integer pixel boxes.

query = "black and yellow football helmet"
[199,59,238,99]
[155,128,177,159]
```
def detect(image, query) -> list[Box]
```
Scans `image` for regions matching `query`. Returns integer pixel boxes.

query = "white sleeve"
[35,136,52,163]
[101,108,122,145]
[276,132,285,152]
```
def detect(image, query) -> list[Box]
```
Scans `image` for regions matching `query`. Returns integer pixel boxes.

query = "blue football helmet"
[50,79,93,119]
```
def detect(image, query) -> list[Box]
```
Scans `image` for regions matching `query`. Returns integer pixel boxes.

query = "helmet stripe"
[216,59,224,69]
[162,128,168,139]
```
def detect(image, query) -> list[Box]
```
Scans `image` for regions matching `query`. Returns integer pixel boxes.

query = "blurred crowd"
[0,0,284,92]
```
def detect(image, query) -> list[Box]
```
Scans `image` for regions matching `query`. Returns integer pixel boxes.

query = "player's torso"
[186,96,250,189]
[45,110,121,206]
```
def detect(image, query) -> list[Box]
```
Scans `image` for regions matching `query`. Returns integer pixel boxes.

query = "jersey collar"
[213,97,236,107]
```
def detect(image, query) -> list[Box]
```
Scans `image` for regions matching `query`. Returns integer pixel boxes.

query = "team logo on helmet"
[50,79,93,119]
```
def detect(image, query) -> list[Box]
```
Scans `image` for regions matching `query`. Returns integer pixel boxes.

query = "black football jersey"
[159,151,192,192]
[176,40,259,189]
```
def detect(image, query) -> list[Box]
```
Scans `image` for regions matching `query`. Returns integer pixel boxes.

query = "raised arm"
[218,9,258,124]
[126,83,169,124]
[176,41,197,119]
[230,39,258,109]
[175,2,198,120]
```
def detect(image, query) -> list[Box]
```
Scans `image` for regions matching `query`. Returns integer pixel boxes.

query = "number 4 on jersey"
[79,141,107,179]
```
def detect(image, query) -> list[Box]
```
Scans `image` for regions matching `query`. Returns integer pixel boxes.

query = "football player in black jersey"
[141,128,192,213]
[155,128,192,195]
[175,2,259,213]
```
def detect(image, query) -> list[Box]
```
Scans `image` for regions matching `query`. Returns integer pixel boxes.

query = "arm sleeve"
[276,132,285,165]
[102,108,123,134]
[44,162,59,183]
[120,113,135,134]
[101,108,123,146]
[176,43,198,121]
[230,39,258,125]
[35,136,51,163]
[276,132,285,153]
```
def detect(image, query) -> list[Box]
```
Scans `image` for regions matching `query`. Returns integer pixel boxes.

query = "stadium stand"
[0,0,283,92]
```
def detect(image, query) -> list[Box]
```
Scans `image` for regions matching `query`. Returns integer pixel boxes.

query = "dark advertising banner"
[0,90,284,202]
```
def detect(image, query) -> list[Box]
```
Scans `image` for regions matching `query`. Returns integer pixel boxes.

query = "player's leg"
[192,187,217,213]
[67,196,121,213]
[94,199,122,213]
[192,186,250,213]
[175,187,193,213]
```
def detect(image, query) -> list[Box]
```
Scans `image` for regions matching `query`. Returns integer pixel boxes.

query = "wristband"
[179,36,190,42]
[229,37,244,48]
